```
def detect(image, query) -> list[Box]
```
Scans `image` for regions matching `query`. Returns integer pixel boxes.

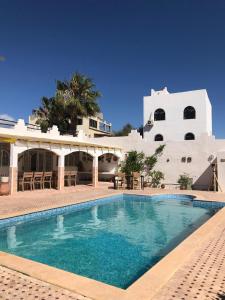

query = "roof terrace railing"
[0,118,17,128]
[0,118,43,131]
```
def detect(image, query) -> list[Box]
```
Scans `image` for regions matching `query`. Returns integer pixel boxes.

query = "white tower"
[143,88,212,142]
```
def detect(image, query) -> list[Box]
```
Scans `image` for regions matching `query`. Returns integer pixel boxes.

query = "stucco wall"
[90,131,225,190]
[143,89,212,142]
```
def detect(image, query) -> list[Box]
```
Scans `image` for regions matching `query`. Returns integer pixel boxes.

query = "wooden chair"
[43,171,52,189]
[132,172,141,190]
[114,172,126,189]
[18,172,33,191]
[70,171,77,186]
[64,170,71,186]
[33,172,43,190]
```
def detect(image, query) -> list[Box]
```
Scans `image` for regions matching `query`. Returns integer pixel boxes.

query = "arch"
[18,148,58,172]
[154,108,165,121]
[183,106,196,119]
[154,134,164,141]
[65,150,94,159]
[97,152,120,159]
[98,153,120,182]
[65,151,93,184]
[17,146,60,156]
[184,132,195,140]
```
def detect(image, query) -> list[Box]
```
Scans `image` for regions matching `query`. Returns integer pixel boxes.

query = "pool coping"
[0,192,225,300]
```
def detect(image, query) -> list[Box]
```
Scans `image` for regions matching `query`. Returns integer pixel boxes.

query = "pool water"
[0,194,217,288]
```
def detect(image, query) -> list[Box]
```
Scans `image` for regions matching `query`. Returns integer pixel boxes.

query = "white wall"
[90,131,225,190]
[143,89,212,142]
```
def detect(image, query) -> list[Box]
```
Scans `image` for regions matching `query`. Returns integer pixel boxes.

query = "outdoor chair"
[18,172,34,191]
[43,171,52,189]
[70,171,77,186]
[33,172,44,190]
[114,172,126,189]
[132,172,141,190]
[64,170,71,186]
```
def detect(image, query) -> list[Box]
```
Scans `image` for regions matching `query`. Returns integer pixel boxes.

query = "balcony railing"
[99,122,111,133]
[0,118,43,131]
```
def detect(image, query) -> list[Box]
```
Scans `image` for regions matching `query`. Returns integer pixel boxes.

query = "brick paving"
[0,185,225,299]
[0,266,92,300]
[153,219,225,300]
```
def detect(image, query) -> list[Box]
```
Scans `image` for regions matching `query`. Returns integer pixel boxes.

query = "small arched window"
[155,134,164,141]
[154,108,165,121]
[184,106,196,119]
[185,133,195,140]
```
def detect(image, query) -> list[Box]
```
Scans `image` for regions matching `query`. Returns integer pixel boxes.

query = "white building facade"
[89,88,225,192]
[143,88,212,142]
[1,87,225,194]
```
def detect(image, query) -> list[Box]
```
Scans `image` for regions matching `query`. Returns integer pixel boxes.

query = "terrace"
[0,185,224,300]
[0,118,122,195]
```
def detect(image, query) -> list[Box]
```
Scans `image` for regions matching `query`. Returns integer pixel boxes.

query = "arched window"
[183,106,196,119]
[154,108,165,121]
[155,134,164,141]
[185,133,195,140]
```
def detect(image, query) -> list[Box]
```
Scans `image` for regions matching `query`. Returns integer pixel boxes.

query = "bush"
[120,151,145,175]
[149,170,165,188]
[177,173,193,190]
[120,145,165,189]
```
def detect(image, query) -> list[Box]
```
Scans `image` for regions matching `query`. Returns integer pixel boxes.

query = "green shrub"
[149,170,165,187]
[177,173,193,190]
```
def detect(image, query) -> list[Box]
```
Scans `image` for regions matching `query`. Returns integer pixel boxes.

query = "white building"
[1,87,225,194]
[88,88,225,192]
[29,112,112,138]
[143,87,212,142]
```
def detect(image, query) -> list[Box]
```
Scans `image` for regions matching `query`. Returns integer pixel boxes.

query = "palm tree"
[33,72,101,135]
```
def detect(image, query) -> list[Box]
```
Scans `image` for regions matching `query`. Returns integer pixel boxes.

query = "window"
[89,119,97,128]
[185,132,195,140]
[154,108,165,121]
[154,134,163,141]
[184,106,196,119]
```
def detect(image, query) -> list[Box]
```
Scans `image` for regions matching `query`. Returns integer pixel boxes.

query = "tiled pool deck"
[0,184,225,299]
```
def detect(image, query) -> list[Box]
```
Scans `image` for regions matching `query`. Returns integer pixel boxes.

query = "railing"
[0,118,17,128]
[25,122,42,132]
[99,122,111,133]
[0,118,44,132]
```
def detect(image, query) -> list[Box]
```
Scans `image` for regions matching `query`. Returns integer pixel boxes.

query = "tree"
[114,123,133,136]
[33,72,101,135]
[120,145,166,187]
[120,151,145,175]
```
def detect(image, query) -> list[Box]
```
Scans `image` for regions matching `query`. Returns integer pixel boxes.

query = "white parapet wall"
[90,130,225,190]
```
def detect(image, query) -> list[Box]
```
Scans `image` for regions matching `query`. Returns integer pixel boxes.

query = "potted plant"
[0,176,9,195]
[177,173,193,190]
[149,170,164,188]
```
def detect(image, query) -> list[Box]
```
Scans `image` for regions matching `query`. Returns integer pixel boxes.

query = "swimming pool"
[0,194,221,288]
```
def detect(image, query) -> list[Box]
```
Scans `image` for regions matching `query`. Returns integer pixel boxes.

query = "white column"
[9,143,18,195]
[92,155,98,187]
[57,154,65,190]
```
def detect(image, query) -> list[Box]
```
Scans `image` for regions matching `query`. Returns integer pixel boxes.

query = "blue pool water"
[0,194,218,288]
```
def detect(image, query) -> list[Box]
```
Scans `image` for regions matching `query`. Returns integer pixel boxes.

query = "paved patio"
[0,185,225,299]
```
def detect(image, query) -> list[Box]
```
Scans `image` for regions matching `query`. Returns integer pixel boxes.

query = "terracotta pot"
[0,182,9,195]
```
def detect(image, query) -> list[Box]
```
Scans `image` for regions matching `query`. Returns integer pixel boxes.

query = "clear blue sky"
[1,0,225,136]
